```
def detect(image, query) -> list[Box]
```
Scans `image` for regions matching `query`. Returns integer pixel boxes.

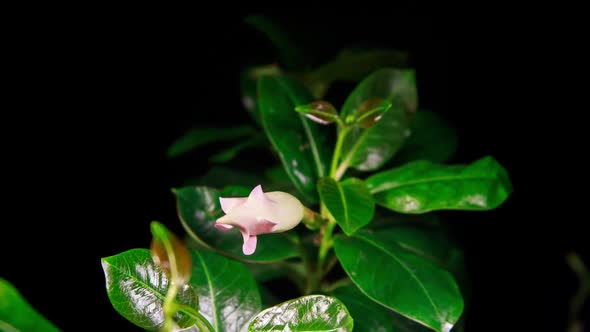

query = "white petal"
[265,191,304,232]
[219,197,246,214]
[248,184,266,202]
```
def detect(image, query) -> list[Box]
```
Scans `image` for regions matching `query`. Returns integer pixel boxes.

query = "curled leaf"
[150,221,192,286]
[295,101,339,125]
[354,97,392,128]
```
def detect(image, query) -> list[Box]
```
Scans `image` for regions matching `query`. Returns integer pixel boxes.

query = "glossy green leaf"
[378,225,454,267]
[340,68,417,171]
[248,295,353,331]
[317,177,375,235]
[366,221,471,302]
[393,110,458,165]
[101,249,198,330]
[174,186,299,262]
[366,156,512,213]
[332,284,433,332]
[332,285,393,332]
[167,126,256,158]
[245,262,289,283]
[190,250,261,332]
[258,75,331,202]
[334,231,463,332]
[150,221,192,286]
[264,166,291,185]
[0,278,60,332]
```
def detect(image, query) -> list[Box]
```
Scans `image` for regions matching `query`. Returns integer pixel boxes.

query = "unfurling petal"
[215,184,304,255]
[219,197,246,214]
[242,235,257,255]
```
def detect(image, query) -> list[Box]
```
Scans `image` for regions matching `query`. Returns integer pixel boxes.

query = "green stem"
[323,277,353,293]
[330,126,350,178]
[317,218,336,279]
[162,236,180,332]
[323,254,339,276]
[311,126,352,292]
[566,252,590,330]
[176,303,215,332]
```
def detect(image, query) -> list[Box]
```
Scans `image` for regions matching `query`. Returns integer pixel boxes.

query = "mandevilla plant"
[106,66,510,332]
[0,23,512,331]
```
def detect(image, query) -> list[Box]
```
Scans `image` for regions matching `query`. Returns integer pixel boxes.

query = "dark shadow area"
[2,8,585,331]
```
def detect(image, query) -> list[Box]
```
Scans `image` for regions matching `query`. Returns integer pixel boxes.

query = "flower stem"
[161,232,180,332]
[317,218,336,277]
[176,303,215,332]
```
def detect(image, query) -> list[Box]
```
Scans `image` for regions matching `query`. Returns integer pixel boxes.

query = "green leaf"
[334,231,464,332]
[190,250,261,332]
[317,177,375,235]
[366,221,471,303]
[174,186,299,262]
[0,278,60,332]
[167,126,256,158]
[245,262,289,283]
[332,285,393,332]
[101,249,198,331]
[258,75,331,202]
[264,166,291,185]
[340,68,417,171]
[240,65,283,126]
[366,156,512,213]
[295,101,339,125]
[150,221,192,286]
[248,295,353,332]
[393,110,458,165]
[332,284,433,332]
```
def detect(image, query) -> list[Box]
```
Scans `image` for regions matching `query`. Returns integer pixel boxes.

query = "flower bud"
[215,185,304,255]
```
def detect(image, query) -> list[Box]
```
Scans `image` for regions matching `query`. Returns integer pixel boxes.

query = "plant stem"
[329,126,350,178]
[161,234,180,332]
[566,252,590,331]
[323,277,353,293]
[323,254,339,276]
[311,126,352,292]
[317,218,336,279]
[176,303,215,332]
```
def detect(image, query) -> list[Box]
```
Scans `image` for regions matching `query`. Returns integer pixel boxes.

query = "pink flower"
[215,185,304,255]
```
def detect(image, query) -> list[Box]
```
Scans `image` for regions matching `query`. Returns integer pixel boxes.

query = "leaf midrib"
[196,252,220,331]
[370,174,498,194]
[354,234,442,323]
[340,127,369,167]
[0,320,20,332]
[276,78,325,177]
[336,182,350,229]
[104,258,167,302]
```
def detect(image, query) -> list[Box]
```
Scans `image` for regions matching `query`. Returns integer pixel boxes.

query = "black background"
[2,7,586,332]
